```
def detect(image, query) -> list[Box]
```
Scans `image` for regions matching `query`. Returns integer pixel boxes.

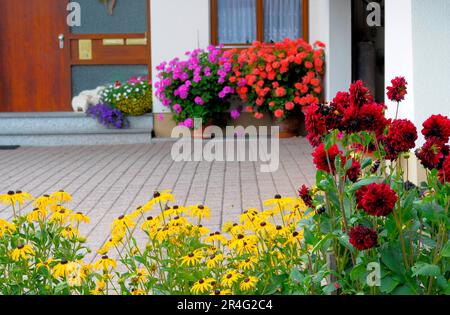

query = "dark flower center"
[293,231,299,237]
[274,194,282,199]
[102,255,109,260]
[188,253,194,258]
[199,279,205,284]
[153,192,161,198]
[198,205,205,210]
[226,274,232,279]
[7,191,14,195]
[237,234,244,239]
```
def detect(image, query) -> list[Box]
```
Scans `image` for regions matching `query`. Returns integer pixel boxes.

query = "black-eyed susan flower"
[93,255,117,271]
[210,289,232,295]
[51,190,72,204]
[229,235,258,255]
[189,204,211,220]
[141,216,160,233]
[13,191,34,205]
[205,232,228,245]
[239,276,258,291]
[237,257,258,271]
[163,205,187,217]
[191,278,215,295]
[264,194,297,208]
[111,214,136,232]
[254,220,276,235]
[61,226,80,239]
[33,194,56,209]
[90,280,106,295]
[36,258,54,270]
[52,260,78,278]
[221,270,241,288]
[71,212,90,224]
[26,207,47,222]
[67,273,84,287]
[142,190,175,210]
[206,253,224,268]
[11,244,35,261]
[98,237,122,255]
[0,218,16,238]
[0,191,16,206]
[49,207,72,224]
[285,230,304,246]
[131,268,149,284]
[131,288,146,295]
[180,250,203,267]
[271,225,290,238]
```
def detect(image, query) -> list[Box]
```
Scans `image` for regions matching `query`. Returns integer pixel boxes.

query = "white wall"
[309,0,352,102]
[151,0,210,113]
[385,0,415,122]
[411,0,450,145]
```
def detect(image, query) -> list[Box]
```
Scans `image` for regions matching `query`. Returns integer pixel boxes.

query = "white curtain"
[264,0,303,42]
[218,0,257,44]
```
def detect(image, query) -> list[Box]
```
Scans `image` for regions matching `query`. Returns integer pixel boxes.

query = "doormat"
[0,146,20,150]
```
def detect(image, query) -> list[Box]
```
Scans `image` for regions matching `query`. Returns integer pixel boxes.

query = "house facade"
[0,0,449,181]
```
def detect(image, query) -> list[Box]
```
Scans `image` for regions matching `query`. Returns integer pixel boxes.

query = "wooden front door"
[0,0,71,112]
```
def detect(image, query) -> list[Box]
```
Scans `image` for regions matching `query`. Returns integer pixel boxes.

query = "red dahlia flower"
[359,183,398,217]
[349,226,378,251]
[305,104,327,147]
[312,144,342,174]
[415,138,449,170]
[387,76,408,102]
[438,155,450,183]
[358,103,388,136]
[298,185,314,208]
[422,114,450,143]
[345,158,362,183]
[385,119,418,154]
[355,186,368,209]
[349,80,373,108]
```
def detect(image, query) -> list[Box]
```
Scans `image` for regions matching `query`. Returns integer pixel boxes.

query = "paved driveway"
[0,138,314,261]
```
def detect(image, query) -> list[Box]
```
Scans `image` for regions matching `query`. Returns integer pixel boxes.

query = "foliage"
[101,77,152,116]
[155,46,234,129]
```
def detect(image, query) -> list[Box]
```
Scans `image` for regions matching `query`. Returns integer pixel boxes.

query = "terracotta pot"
[272,114,302,138]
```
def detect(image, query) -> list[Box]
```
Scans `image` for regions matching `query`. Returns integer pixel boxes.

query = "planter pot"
[272,114,303,138]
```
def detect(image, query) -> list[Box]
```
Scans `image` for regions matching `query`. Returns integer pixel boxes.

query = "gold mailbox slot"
[102,38,125,46]
[126,38,147,46]
[78,39,93,60]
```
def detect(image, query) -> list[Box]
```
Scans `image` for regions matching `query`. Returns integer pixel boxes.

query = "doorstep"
[0,112,153,146]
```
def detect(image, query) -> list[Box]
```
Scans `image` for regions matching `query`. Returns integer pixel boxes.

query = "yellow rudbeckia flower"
[93,255,117,271]
[52,260,78,278]
[240,276,258,291]
[191,278,215,295]
[51,190,72,204]
[221,270,242,288]
[11,244,35,261]
[26,207,48,222]
[180,251,203,266]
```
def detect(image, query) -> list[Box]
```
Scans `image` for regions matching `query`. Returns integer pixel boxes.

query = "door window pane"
[264,0,303,42]
[218,0,257,44]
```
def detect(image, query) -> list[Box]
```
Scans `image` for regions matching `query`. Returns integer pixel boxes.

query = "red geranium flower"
[415,138,448,170]
[298,185,314,208]
[387,76,407,102]
[349,226,378,251]
[384,119,418,154]
[312,144,342,174]
[422,114,450,143]
[438,155,450,183]
[359,183,398,217]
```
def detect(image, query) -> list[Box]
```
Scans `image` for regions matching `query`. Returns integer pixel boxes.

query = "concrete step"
[0,112,153,146]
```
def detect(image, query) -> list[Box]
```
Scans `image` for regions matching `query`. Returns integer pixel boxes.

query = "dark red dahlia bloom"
[415,137,448,170]
[438,155,450,183]
[355,186,368,209]
[422,114,450,143]
[345,158,362,183]
[312,144,342,173]
[349,80,373,108]
[332,91,350,112]
[385,119,418,154]
[359,103,388,136]
[349,226,378,251]
[360,183,398,217]
[387,76,408,102]
[305,104,327,147]
[299,185,314,208]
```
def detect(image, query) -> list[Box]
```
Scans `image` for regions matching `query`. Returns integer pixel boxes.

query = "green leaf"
[380,276,399,294]
[289,268,304,283]
[312,233,335,253]
[348,177,382,193]
[361,158,373,169]
[412,262,441,277]
[350,264,366,282]
[442,241,450,257]
[381,246,404,277]
[392,284,414,295]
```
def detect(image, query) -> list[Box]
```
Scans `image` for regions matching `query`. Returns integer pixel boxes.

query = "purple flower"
[184,118,194,129]
[173,104,183,114]
[230,109,241,120]
[195,96,205,105]
[86,104,129,129]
